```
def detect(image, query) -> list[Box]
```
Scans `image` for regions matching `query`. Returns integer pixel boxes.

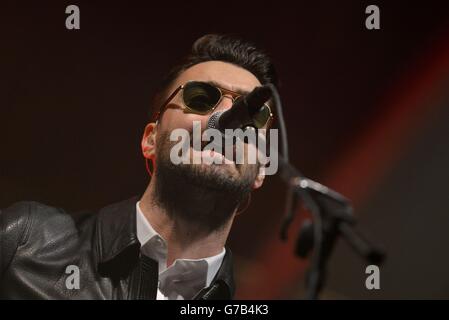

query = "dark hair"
[150,34,278,119]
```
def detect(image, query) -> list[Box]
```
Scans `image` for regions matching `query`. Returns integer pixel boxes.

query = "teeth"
[189,147,235,165]
[204,150,226,163]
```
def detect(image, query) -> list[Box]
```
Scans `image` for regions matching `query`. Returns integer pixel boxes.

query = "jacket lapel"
[95,196,141,277]
[194,247,235,299]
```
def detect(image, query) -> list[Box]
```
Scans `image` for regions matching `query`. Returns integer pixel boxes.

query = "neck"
[139,178,235,267]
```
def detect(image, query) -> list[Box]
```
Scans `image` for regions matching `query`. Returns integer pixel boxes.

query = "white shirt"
[135,201,225,300]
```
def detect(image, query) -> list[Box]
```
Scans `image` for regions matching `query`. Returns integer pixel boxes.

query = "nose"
[214,94,235,113]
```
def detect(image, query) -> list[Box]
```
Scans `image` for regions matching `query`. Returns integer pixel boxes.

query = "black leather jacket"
[0,197,235,299]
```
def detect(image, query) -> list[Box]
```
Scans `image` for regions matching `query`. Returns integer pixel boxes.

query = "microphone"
[207,85,272,132]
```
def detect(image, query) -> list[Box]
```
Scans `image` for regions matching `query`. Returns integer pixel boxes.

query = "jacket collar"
[95,196,141,277]
[94,197,235,298]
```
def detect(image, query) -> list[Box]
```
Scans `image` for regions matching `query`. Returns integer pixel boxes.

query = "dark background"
[2,0,449,299]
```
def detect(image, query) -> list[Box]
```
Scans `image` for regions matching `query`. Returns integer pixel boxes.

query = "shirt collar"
[136,201,226,298]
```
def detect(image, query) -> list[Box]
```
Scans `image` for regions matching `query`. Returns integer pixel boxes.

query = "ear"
[252,166,266,189]
[141,122,157,159]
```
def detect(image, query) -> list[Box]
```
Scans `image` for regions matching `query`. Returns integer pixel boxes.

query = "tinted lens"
[182,81,221,114]
[252,104,272,128]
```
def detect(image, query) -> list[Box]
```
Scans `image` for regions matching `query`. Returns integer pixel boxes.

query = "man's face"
[147,60,266,191]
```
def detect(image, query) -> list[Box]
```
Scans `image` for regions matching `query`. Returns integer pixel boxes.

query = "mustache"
[180,128,260,165]
[161,122,266,169]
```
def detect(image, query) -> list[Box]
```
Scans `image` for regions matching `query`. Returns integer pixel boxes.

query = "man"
[0,34,278,299]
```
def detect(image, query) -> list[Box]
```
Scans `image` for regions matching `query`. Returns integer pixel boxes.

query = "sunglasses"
[153,81,274,129]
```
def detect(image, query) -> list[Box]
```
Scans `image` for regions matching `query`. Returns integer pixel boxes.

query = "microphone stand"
[254,83,386,299]
[277,154,386,299]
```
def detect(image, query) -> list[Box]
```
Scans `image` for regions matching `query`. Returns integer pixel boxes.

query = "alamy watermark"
[365,265,380,290]
[65,5,80,30]
[365,5,380,30]
[65,265,80,290]
[64,5,379,31]
[169,121,279,176]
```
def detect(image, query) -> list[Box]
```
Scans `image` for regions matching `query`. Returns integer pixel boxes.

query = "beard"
[152,130,259,233]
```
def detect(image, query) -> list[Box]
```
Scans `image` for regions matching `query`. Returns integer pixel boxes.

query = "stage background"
[2,0,449,299]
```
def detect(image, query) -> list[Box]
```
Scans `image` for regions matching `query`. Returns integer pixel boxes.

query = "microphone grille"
[207,111,223,130]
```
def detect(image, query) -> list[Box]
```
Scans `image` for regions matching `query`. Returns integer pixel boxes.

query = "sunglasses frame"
[152,80,274,129]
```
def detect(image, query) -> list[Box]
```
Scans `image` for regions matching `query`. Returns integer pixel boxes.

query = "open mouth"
[188,139,238,164]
